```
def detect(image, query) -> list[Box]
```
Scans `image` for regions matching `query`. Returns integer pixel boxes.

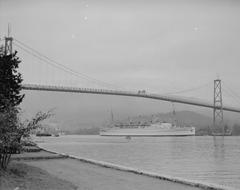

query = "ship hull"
[100,127,195,137]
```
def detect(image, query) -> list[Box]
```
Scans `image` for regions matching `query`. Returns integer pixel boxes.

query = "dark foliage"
[0,108,21,169]
[0,51,24,112]
[0,51,24,169]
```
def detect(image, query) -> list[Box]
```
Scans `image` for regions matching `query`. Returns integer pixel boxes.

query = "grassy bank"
[0,161,77,190]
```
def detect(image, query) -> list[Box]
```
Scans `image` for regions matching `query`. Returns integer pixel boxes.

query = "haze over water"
[38,135,240,189]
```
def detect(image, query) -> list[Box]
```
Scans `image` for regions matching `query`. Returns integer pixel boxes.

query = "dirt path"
[24,158,204,190]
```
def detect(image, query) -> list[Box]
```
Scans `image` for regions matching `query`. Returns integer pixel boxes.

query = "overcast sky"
[1,0,240,126]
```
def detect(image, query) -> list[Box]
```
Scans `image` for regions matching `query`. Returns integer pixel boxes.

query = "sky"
[1,0,240,127]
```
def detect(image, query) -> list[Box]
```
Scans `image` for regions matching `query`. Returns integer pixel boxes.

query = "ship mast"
[108,108,114,128]
[110,109,114,123]
[171,102,177,126]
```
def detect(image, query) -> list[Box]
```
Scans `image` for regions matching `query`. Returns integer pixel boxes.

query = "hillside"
[43,110,240,135]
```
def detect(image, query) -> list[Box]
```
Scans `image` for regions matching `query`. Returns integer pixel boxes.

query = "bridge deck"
[22,84,240,113]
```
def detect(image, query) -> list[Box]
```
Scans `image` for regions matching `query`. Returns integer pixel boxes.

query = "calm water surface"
[37,135,240,189]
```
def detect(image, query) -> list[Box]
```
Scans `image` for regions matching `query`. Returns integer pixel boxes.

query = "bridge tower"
[213,79,224,135]
[4,24,13,55]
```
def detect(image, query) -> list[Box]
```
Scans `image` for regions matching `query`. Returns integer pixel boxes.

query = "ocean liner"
[100,122,195,137]
[100,106,195,137]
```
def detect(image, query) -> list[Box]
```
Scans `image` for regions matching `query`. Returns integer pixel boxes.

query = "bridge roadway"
[22,84,240,113]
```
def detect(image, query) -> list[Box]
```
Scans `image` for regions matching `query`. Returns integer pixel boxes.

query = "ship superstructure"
[101,105,195,137]
[100,122,195,136]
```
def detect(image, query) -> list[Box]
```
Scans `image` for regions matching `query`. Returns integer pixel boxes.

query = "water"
[37,135,240,189]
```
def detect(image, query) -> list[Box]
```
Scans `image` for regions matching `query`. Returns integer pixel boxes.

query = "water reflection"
[213,136,225,161]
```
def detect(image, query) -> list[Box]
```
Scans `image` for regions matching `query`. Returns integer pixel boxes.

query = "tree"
[0,51,24,112]
[0,51,52,170]
[0,108,20,169]
[0,110,52,169]
[0,51,24,169]
[17,111,53,141]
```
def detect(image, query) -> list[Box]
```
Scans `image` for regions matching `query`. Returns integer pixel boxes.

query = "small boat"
[36,132,52,137]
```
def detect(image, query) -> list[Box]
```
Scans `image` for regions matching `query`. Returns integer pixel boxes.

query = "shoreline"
[38,146,236,190]
[20,152,202,190]
[7,149,203,190]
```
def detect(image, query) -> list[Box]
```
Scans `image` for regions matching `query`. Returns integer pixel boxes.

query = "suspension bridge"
[1,35,240,132]
[21,83,240,113]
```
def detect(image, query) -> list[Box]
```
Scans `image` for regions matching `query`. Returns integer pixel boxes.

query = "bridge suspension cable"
[13,38,123,89]
[163,81,212,95]
[222,81,240,100]
[222,81,240,106]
